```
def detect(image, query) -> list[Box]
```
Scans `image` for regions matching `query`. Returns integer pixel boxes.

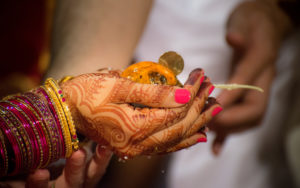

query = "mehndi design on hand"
[61,68,219,158]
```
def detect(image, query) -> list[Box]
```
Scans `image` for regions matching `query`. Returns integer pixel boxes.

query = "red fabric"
[0,1,46,78]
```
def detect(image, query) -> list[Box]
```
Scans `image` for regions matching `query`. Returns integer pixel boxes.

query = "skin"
[2,145,112,188]
[46,0,292,155]
[211,0,292,155]
[1,68,219,187]
[61,68,217,157]
[25,146,112,188]
[47,0,153,78]
[26,0,293,187]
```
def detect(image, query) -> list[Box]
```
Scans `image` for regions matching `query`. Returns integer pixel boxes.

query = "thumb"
[226,25,246,51]
[85,145,113,187]
[212,134,226,156]
[26,169,50,188]
[226,7,249,51]
[225,1,255,50]
[57,149,87,188]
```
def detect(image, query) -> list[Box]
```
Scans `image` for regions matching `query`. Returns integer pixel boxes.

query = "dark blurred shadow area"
[0,1,54,98]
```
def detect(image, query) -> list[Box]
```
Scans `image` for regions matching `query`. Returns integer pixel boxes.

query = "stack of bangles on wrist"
[0,77,79,176]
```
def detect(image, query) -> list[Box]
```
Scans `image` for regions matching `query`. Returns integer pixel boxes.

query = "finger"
[183,68,205,101]
[56,149,87,188]
[96,102,188,142]
[214,65,273,128]
[213,100,262,129]
[85,145,113,187]
[226,29,245,51]
[129,106,189,142]
[183,77,217,136]
[221,22,276,108]
[111,68,205,108]
[86,101,190,154]
[26,169,50,188]
[158,132,207,154]
[212,133,226,156]
[217,47,273,108]
[96,68,122,76]
[218,41,272,107]
[136,78,214,155]
[225,2,250,50]
[186,97,222,137]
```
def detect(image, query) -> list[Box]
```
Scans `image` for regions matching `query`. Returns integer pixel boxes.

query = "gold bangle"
[43,83,73,158]
[58,76,80,151]
[58,76,80,150]
[45,78,79,155]
[59,76,74,84]
[47,78,79,151]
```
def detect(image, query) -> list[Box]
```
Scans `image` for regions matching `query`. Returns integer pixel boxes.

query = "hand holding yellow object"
[122,51,263,92]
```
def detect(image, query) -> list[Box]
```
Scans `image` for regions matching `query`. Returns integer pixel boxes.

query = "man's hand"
[25,144,112,188]
[211,0,292,155]
[0,144,112,188]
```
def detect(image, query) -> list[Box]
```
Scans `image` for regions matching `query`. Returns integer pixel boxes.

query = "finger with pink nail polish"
[197,137,207,143]
[175,89,191,104]
[212,106,223,117]
[208,85,215,95]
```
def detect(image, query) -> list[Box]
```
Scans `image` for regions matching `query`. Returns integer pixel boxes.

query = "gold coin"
[158,51,184,75]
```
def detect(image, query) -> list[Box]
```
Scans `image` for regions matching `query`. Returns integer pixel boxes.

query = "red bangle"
[20,93,61,163]
[8,99,47,169]
[10,98,51,168]
[0,104,33,174]
[0,114,21,176]
[0,102,41,170]
[0,124,8,176]
[37,87,66,158]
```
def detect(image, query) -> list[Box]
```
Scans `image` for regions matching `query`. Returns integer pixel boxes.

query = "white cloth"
[135,0,241,85]
[135,0,298,188]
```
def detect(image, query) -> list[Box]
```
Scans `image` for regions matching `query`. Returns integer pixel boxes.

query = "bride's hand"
[61,68,221,157]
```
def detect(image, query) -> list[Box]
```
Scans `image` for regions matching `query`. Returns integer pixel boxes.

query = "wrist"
[59,78,91,141]
[59,76,108,146]
[59,79,81,131]
[43,78,79,155]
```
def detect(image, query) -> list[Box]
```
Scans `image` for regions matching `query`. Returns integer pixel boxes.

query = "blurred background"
[0,0,54,98]
[0,1,300,188]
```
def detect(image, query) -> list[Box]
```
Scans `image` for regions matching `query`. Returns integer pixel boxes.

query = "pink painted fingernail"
[200,76,205,85]
[212,107,223,117]
[175,89,191,104]
[208,85,215,95]
[197,137,207,143]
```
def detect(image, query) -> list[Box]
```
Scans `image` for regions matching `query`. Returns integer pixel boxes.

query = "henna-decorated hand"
[61,68,221,158]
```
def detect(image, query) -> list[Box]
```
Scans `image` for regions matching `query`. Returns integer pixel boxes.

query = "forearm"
[47,0,153,79]
[0,79,79,176]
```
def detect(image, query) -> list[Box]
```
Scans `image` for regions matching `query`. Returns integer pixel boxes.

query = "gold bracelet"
[59,76,74,84]
[45,78,79,155]
[43,83,73,158]
[58,76,80,150]
[47,78,79,151]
